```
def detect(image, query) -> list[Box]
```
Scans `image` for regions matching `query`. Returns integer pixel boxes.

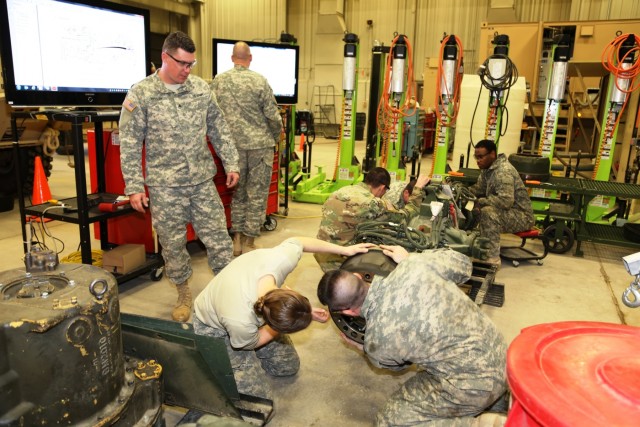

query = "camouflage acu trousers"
[148,180,232,284]
[377,371,507,426]
[478,205,535,258]
[193,317,300,401]
[231,147,274,237]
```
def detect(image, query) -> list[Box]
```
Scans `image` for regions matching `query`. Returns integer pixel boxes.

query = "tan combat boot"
[172,282,192,322]
[232,233,244,256]
[243,235,257,253]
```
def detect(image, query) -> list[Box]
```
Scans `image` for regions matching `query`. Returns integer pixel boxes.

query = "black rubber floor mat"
[468,282,505,307]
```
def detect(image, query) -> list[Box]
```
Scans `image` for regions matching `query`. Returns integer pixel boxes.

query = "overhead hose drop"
[431,34,464,176]
[376,34,415,167]
[471,34,518,147]
[594,33,640,179]
[435,35,464,127]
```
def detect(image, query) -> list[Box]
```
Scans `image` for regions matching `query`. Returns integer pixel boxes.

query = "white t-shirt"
[194,238,303,350]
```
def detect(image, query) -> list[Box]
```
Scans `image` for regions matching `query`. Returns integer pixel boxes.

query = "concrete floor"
[1,137,640,426]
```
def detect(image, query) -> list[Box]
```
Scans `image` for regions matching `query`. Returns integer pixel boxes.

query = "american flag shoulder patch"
[123,98,137,112]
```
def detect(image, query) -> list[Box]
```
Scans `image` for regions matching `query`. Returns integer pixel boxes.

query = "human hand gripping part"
[340,332,364,352]
[379,245,410,263]
[415,174,431,190]
[129,192,149,213]
[311,307,329,323]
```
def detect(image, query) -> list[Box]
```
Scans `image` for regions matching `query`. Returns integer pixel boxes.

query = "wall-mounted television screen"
[212,38,299,105]
[0,0,150,108]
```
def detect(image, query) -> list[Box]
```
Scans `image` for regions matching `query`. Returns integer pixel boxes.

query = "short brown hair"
[317,270,367,311]
[163,31,196,54]
[365,167,391,189]
[254,289,311,333]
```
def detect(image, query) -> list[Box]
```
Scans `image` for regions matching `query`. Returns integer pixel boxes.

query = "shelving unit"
[12,110,162,282]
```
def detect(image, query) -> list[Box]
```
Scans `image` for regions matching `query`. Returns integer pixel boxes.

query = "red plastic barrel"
[506,321,640,427]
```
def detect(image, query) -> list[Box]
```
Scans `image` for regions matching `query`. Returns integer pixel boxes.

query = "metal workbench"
[448,169,640,256]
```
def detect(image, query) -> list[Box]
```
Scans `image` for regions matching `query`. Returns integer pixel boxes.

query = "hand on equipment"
[379,245,410,263]
[129,193,148,213]
[226,171,240,188]
[415,174,431,189]
[340,332,364,351]
[342,242,375,257]
[311,307,329,323]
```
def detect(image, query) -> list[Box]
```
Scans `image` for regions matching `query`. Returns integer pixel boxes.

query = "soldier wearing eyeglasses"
[120,31,240,322]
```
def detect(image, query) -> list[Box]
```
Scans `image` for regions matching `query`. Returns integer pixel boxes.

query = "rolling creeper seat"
[500,229,549,267]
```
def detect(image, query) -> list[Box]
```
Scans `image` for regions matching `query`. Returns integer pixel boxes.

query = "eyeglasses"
[165,51,197,69]
[474,152,490,160]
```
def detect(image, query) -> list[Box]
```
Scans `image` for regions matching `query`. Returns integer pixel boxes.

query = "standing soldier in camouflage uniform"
[468,139,534,265]
[211,41,283,256]
[317,246,508,426]
[315,168,430,271]
[119,31,240,322]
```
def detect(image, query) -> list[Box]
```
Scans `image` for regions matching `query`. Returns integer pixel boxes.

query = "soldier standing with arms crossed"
[119,31,240,322]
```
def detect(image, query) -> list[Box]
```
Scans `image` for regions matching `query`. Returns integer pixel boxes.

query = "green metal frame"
[120,313,272,423]
[292,35,362,204]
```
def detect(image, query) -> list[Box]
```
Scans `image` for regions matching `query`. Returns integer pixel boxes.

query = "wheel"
[537,259,544,266]
[150,267,164,281]
[512,260,520,267]
[330,251,398,345]
[543,224,575,254]
[263,216,277,231]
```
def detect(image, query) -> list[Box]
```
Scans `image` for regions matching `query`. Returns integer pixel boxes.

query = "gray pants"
[148,180,232,283]
[377,372,507,427]
[193,317,300,400]
[231,147,274,238]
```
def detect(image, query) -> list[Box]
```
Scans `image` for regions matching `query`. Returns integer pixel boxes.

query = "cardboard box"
[102,244,146,275]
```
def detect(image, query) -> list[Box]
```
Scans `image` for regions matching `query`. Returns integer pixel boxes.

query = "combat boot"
[243,235,257,253]
[172,282,192,322]
[232,233,244,256]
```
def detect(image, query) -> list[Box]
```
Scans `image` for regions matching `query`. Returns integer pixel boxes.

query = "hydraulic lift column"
[292,33,362,204]
[379,35,410,181]
[484,34,511,146]
[333,33,362,186]
[364,44,390,174]
[538,34,572,162]
[432,35,463,175]
[586,33,639,223]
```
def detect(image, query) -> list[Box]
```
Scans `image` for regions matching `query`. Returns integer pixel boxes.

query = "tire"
[150,267,164,281]
[623,223,640,243]
[508,154,550,182]
[330,251,397,345]
[543,223,575,254]
[263,216,277,231]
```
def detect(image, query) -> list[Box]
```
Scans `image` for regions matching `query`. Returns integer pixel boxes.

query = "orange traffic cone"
[32,156,51,205]
[299,133,305,151]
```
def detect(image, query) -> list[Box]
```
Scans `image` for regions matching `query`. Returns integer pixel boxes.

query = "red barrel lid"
[507,321,640,427]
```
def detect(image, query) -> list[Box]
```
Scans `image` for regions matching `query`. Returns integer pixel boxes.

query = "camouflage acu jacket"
[119,71,239,195]
[317,182,424,245]
[361,249,507,391]
[469,153,534,216]
[211,65,282,150]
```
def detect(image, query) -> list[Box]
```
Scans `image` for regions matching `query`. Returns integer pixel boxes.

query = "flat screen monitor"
[212,38,299,105]
[0,0,150,108]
